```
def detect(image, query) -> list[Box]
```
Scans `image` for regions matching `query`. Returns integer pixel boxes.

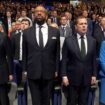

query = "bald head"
[34,5,48,25]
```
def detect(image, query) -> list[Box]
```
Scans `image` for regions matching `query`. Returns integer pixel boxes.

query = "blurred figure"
[18,9,33,27]
[50,10,60,25]
[0,30,13,105]
[47,17,58,28]
[28,7,35,23]
[99,41,105,105]
[10,18,31,105]
[0,21,5,33]
[11,22,16,33]
[2,10,15,37]
[82,10,93,36]
[59,15,72,105]
[59,15,72,38]
[64,11,73,29]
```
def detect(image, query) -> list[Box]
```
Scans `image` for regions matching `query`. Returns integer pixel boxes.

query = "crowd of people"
[0,1,105,105]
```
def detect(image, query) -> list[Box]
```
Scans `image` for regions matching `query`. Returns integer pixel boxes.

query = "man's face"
[52,11,57,17]
[75,18,88,35]
[15,21,21,30]
[34,6,47,25]
[82,10,88,18]
[6,11,11,17]
[21,11,27,17]
[60,16,68,26]
[65,12,72,20]
[21,21,30,30]
[100,17,105,29]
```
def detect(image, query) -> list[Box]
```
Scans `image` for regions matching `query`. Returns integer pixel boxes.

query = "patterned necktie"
[39,25,43,48]
[81,36,86,57]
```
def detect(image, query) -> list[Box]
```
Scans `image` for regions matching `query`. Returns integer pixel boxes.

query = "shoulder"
[65,35,74,43]
[48,25,60,37]
[101,41,105,46]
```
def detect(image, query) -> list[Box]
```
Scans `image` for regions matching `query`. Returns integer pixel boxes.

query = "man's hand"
[9,75,13,81]
[91,76,96,85]
[62,76,69,87]
[55,72,58,78]
[22,71,27,82]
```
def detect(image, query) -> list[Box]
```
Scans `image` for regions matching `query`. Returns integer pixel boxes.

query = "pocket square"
[52,37,57,39]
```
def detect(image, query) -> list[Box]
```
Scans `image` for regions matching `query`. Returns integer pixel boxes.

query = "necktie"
[39,25,43,48]
[81,36,86,57]
[62,27,65,36]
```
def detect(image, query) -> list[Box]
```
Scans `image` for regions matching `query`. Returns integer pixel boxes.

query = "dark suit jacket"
[61,35,96,86]
[0,32,13,84]
[22,25,60,80]
[10,32,21,60]
[93,25,105,57]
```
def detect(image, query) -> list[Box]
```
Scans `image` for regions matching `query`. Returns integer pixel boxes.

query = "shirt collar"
[36,23,47,28]
[77,33,86,39]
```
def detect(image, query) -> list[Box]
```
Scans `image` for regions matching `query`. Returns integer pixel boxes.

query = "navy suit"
[22,24,60,105]
[61,34,96,105]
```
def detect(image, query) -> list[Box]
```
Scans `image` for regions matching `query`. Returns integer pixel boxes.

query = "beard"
[34,16,46,25]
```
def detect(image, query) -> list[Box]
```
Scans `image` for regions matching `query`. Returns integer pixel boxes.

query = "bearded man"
[22,5,60,105]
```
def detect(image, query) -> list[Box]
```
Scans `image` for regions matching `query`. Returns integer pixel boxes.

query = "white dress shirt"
[77,33,88,54]
[36,23,48,47]
[19,30,23,60]
[7,17,12,30]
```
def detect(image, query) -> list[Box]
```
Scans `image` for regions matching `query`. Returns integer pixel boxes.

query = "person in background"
[0,21,5,33]
[0,28,13,105]
[99,41,105,105]
[10,18,31,105]
[59,15,72,105]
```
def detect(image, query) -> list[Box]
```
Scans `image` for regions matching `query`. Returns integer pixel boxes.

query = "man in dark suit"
[0,32,13,105]
[22,5,60,105]
[61,16,96,105]
[10,18,31,105]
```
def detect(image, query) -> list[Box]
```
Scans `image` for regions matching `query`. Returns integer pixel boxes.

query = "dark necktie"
[81,36,86,57]
[39,25,43,48]
[62,27,65,36]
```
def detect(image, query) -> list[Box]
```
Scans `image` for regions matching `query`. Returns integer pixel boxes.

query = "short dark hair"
[21,19,30,26]
[74,16,87,25]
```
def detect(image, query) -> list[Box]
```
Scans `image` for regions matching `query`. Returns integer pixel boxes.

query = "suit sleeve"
[92,39,97,76]
[56,29,60,73]
[10,34,15,58]
[4,36,13,75]
[99,41,105,74]
[22,31,28,72]
[61,38,68,77]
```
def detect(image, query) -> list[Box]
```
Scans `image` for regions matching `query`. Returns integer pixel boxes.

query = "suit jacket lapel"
[86,35,91,57]
[43,26,52,49]
[72,35,81,59]
[30,26,40,49]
